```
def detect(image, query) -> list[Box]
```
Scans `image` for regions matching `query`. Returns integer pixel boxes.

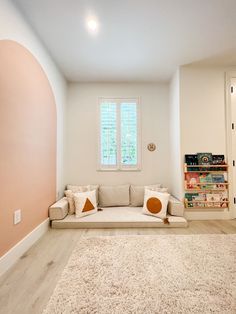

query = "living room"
[0,0,236,313]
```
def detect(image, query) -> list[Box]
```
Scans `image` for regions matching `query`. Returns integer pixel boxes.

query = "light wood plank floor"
[0,220,236,314]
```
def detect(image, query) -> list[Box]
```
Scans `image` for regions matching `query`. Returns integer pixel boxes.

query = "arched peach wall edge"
[0,40,56,257]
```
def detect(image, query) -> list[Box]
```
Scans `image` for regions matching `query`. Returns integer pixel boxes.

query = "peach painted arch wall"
[0,40,56,257]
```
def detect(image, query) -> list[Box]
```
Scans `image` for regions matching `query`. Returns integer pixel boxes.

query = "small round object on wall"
[147,143,156,152]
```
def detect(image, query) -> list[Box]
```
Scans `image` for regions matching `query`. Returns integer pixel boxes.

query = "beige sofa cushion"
[49,197,68,220]
[64,190,76,214]
[130,184,163,206]
[168,196,184,217]
[99,185,130,207]
[67,184,90,193]
[66,184,99,203]
[146,186,168,193]
[130,185,145,206]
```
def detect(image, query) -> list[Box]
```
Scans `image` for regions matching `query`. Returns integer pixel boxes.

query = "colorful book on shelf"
[192,193,206,207]
[200,183,226,191]
[185,154,199,171]
[219,191,228,208]
[185,193,199,207]
[206,193,221,207]
[212,155,225,165]
[214,184,227,190]
[200,184,215,190]
[185,154,198,165]
[197,152,213,165]
[199,173,212,183]
[199,173,212,189]
[205,192,228,208]
[211,174,225,183]
[212,155,227,170]
[185,173,200,189]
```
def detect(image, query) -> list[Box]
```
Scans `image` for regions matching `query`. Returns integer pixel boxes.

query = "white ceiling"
[13,0,236,82]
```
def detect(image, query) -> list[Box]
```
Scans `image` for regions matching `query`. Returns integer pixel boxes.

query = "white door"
[230,77,236,218]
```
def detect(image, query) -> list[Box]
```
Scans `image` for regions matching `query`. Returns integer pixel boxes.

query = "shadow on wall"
[0,40,56,257]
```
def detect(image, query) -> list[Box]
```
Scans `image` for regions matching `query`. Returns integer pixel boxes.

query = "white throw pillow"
[88,185,99,203]
[67,184,90,193]
[65,186,92,214]
[66,184,99,204]
[143,189,170,219]
[74,190,98,218]
[145,185,168,193]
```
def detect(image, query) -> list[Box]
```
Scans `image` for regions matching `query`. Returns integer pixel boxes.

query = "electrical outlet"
[14,209,21,225]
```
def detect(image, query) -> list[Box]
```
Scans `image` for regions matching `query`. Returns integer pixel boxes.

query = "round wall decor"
[147,143,156,152]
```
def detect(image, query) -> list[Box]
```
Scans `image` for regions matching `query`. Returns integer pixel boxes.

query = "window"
[99,98,140,170]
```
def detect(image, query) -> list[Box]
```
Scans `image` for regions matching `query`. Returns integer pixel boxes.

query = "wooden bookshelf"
[185,200,229,204]
[185,189,227,193]
[185,164,228,168]
[184,164,228,173]
[185,171,226,174]
[185,182,228,185]
[184,161,229,211]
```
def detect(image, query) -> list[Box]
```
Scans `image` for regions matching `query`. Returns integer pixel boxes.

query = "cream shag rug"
[43,235,236,314]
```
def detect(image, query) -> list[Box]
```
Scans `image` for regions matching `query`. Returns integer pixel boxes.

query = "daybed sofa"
[49,184,187,228]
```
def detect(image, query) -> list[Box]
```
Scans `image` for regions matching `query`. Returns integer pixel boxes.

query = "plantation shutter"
[99,98,140,170]
[120,102,138,167]
[100,102,117,167]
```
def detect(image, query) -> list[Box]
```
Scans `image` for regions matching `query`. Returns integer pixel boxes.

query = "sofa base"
[51,207,188,229]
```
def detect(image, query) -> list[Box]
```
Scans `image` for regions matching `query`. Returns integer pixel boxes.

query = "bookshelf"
[184,163,229,211]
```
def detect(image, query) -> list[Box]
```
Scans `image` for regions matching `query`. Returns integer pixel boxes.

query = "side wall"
[0,0,67,197]
[178,65,235,219]
[180,66,227,155]
[0,40,56,257]
[64,83,170,187]
[0,0,66,257]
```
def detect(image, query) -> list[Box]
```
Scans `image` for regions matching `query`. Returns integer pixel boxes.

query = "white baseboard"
[0,218,49,277]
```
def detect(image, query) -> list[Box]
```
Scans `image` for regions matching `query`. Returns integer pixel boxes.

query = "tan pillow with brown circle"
[142,189,170,219]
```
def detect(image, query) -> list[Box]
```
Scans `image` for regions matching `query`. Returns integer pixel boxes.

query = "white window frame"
[98,97,141,171]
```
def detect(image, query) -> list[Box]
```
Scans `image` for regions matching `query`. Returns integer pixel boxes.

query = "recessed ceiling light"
[86,18,99,33]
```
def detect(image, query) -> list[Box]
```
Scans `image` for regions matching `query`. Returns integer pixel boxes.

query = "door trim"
[225,71,236,218]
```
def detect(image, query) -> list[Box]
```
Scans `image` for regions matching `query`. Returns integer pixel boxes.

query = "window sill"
[97,168,141,172]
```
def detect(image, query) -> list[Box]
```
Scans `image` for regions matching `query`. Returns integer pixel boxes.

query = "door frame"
[225,71,236,218]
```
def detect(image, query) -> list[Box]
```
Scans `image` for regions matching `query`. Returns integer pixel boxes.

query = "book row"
[185,173,226,190]
[185,192,228,208]
[185,153,225,165]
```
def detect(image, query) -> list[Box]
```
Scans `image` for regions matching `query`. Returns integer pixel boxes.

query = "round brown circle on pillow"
[147,197,162,214]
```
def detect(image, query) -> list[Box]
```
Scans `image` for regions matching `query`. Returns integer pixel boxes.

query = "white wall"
[169,69,183,199]
[176,65,236,219]
[180,66,227,155]
[64,83,170,187]
[0,0,67,197]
